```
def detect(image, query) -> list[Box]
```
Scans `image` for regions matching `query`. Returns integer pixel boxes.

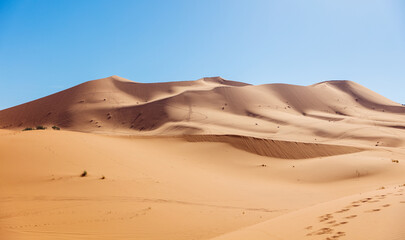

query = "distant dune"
[0,76,404,146]
[1,76,405,240]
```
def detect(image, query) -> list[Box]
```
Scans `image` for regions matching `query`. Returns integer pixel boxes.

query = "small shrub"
[22,127,33,131]
[392,159,399,163]
[36,125,46,130]
[100,175,105,180]
[52,126,60,130]
[80,170,87,177]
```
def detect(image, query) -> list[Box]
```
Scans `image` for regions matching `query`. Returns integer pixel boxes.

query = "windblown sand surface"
[1,76,405,240]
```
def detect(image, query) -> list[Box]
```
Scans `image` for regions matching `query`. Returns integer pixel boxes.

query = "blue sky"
[0,0,404,109]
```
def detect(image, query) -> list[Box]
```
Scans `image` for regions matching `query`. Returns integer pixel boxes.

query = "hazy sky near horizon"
[0,0,404,109]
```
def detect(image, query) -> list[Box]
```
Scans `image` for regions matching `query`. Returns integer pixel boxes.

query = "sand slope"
[1,76,405,240]
[210,185,405,240]
[1,130,405,240]
[0,76,249,132]
[183,135,363,159]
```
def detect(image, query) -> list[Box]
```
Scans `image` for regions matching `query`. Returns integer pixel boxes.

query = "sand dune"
[1,76,405,240]
[0,76,404,146]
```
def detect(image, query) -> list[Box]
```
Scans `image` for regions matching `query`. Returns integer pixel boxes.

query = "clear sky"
[0,0,404,110]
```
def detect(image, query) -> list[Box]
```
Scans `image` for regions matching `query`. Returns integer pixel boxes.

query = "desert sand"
[0,76,405,240]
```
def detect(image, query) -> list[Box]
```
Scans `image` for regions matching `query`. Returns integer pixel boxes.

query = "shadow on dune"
[183,135,363,159]
[321,81,405,114]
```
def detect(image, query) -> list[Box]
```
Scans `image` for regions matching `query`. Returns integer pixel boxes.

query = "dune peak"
[202,76,225,82]
[198,76,251,87]
[312,79,355,87]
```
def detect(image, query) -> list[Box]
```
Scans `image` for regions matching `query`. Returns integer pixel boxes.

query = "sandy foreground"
[1,76,405,239]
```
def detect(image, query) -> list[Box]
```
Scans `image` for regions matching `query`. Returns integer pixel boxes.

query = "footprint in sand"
[309,190,403,239]
[319,214,334,222]
[331,221,348,227]
[307,227,334,236]
[326,231,346,239]
[376,194,386,199]
[360,197,373,203]
[335,208,350,213]
[366,208,381,213]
